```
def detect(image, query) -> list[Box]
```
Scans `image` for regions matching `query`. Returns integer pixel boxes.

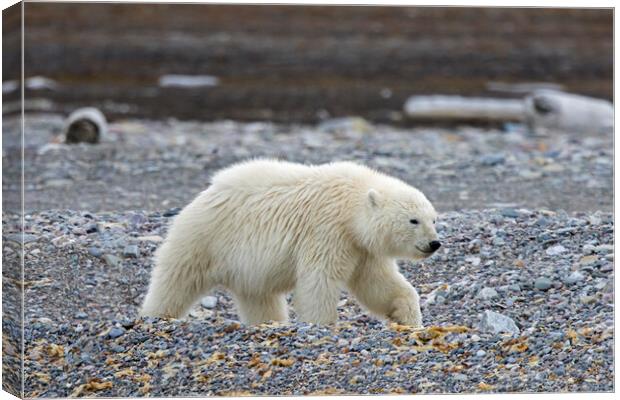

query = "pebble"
[579,255,599,266]
[476,287,499,301]
[88,247,103,258]
[582,244,596,254]
[594,244,613,254]
[500,208,521,218]
[200,296,218,309]
[163,208,181,217]
[476,350,486,357]
[108,326,126,339]
[534,277,553,291]
[479,153,505,166]
[123,244,140,258]
[546,245,567,256]
[479,310,520,336]
[580,296,597,305]
[102,254,123,268]
[75,311,88,319]
[564,271,585,285]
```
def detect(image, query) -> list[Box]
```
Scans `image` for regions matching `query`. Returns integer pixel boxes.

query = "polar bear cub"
[140,159,441,327]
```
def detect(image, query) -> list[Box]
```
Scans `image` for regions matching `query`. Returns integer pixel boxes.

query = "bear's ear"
[367,189,382,208]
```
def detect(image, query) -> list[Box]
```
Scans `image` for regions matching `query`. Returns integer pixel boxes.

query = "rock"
[580,295,597,305]
[454,373,468,381]
[534,277,553,291]
[103,254,123,268]
[508,284,521,292]
[4,233,39,244]
[465,256,481,266]
[476,350,486,357]
[500,208,520,218]
[476,287,499,301]
[317,116,372,135]
[594,244,613,254]
[582,244,596,254]
[424,285,450,306]
[108,326,126,339]
[564,271,585,285]
[200,296,218,309]
[123,244,140,258]
[579,255,599,266]
[75,311,88,319]
[479,310,520,336]
[137,235,164,243]
[163,208,181,217]
[88,247,103,258]
[546,245,567,256]
[480,153,505,166]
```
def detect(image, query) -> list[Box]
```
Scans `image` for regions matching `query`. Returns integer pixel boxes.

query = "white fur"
[140,159,439,327]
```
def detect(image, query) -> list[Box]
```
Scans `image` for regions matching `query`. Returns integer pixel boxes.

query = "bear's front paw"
[389,296,423,328]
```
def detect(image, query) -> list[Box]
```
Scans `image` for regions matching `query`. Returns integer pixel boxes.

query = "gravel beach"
[2,113,614,396]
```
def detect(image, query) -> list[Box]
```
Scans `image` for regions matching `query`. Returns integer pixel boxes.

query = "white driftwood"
[404,95,525,121]
[486,81,565,94]
[63,107,108,143]
[524,90,613,134]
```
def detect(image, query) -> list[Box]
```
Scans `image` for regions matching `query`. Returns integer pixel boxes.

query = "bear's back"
[210,158,315,190]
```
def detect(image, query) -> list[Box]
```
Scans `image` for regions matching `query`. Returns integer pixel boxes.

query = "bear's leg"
[293,271,340,324]
[234,293,289,325]
[348,258,423,328]
[140,260,215,318]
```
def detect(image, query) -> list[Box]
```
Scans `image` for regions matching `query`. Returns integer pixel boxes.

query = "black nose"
[429,241,441,251]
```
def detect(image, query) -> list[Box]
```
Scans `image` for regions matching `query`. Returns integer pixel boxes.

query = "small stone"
[75,311,88,319]
[476,287,499,301]
[479,310,520,336]
[88,247,103,258]
[123,244,140,258]
[534,277,553,291]
[103,254,123,268]
[546,245,567,256]
[583,244,596,254]
[605,253,613,261]
[476,350,486,357]
[564,271,585,285]
[108,326,126,339]
[465,256,481,266]
[454,373,468,381]
[471,334,481,342]
[85,224,98,234]
[480,153,505,166]
[200,296,218,309]
[500,209,520,218]
[137,235,164,243]
[163,208,181,217]
[580,295,596,305]
[594,244,613,254]
[4,233,39,244]
[579,255,599,266]
[111,344,125,353]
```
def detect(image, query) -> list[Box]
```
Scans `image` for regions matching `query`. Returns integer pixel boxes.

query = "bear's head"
[355,180,440,260]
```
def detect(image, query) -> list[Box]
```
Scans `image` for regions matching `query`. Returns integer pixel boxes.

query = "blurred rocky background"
[3,4,613,122]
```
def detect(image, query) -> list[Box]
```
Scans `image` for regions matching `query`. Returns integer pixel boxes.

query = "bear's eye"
[409,219,419,225]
